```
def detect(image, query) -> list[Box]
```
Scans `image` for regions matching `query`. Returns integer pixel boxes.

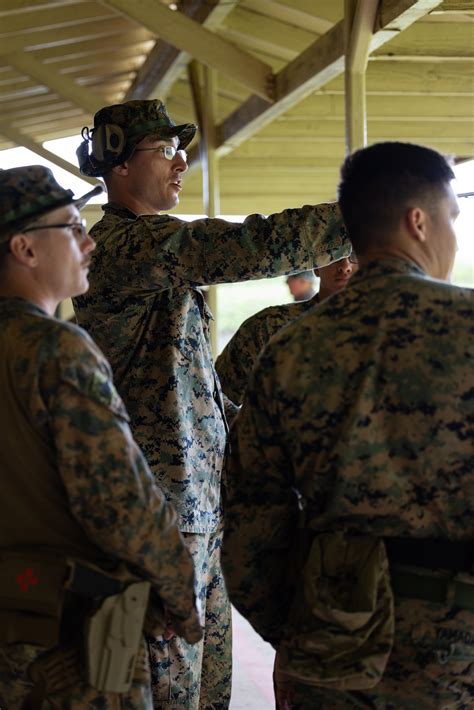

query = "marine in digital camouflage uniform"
[0,166,202,709]
[215,256,357,406]
[222,142,474,709]
[72,99,350,710]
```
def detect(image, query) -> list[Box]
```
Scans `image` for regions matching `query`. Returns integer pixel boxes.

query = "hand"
[162,612,175,640]
[274,655,294,710]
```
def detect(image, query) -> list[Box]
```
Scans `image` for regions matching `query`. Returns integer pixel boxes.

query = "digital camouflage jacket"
[222,259,474,705]
[215,295,319,405]
[74,202,348,533]
[0,297,199,629]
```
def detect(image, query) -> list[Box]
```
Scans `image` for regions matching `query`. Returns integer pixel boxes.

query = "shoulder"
[41,320,127,417]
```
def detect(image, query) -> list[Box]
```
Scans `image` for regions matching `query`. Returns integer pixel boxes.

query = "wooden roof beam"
[239,0,334,35]
[103,0,275,101]
[6,51,103,115]
[0,17,149,55]
[126,0,238,101]
[187,0,444,168]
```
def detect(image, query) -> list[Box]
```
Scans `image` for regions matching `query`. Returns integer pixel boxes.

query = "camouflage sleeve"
[45,327,199,627]
[215,316,264,406]
[139,202,349,288]
[221,348,299,645]
[215,305,301,405]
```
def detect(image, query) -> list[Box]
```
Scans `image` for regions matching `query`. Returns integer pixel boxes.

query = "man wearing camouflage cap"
[0,165,202,708]
[222,142,474,708]
[73,98,350,709]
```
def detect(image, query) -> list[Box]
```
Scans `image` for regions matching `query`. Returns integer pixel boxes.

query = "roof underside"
[1,0,473,214]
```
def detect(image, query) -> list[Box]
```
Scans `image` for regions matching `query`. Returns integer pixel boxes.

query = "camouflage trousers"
[274,598,474,709]
[0,638,153,709]
[147,528,232,710]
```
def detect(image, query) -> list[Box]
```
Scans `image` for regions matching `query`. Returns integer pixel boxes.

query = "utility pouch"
[279,530,394,690]
[85,580,150,693]
[0,552,68,646]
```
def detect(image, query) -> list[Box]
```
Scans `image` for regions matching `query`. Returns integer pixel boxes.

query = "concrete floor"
[230,608,275,710]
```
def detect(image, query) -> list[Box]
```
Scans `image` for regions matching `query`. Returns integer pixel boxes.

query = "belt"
[386,537,474,611]
[391,567,474,611]
[385,537,474,573]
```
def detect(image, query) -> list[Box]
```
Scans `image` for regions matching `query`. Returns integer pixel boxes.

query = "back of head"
[337,142,455,253]
[77,99,196,178]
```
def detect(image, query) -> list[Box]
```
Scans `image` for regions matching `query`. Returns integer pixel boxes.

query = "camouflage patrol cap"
[77,99,197,177]
[0,165,103,243]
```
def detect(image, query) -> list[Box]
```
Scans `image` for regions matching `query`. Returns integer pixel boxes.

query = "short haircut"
[337,142,455,252]
[0,212,50,271]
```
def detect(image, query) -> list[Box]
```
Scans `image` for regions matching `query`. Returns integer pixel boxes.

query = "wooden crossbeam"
[127,0,238,100]
[7,51,102,115]
[103,0,275,100]
[187,0,444,168]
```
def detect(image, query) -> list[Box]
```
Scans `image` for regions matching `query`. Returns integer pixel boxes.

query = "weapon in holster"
[0,550,153,695]
[85,579,150,693]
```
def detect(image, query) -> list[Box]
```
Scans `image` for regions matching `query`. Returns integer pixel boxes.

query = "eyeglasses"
[349,252,358,264]
[134,145,187,162]
[23,220,88,239]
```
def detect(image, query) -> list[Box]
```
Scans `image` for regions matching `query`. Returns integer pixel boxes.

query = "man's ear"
[9,233,39,266]
[405,206,428,243]
[111,161,129,177]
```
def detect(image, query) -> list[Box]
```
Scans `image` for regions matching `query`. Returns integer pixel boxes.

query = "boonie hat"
[0,165,102,244]
[77,99,197,177]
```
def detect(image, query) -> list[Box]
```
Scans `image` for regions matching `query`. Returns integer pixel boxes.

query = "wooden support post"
[344,0,379,153]
[203,67,220,357]
[188,62,220,356]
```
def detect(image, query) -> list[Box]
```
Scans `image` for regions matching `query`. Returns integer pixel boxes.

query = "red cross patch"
[16,567,39,592]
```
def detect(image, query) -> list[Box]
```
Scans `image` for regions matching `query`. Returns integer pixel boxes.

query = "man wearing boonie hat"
[73,98,350,710]
[0,165,203,708]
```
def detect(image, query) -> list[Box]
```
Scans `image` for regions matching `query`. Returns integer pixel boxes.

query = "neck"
[358,244,428,274]
[318,285,333,301]
[106,187,159,216]
[0,273,58,316]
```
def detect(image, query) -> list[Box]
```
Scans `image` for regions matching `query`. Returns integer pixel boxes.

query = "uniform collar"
[102,201,139,220]
[354,256,427,282]
[0,296,49,317]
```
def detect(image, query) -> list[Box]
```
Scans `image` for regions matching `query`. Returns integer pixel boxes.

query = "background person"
[73,98,350,710]
[216,255,358,406]
[222,142,473,709]
[286,269,318,301]
[0,166,202,708]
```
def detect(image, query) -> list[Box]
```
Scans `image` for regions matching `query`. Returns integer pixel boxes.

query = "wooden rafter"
[126,0,238,101]
[6,51,102,115]
[187,0,444,168]
[103,0,275,101]
[239,0,333,35]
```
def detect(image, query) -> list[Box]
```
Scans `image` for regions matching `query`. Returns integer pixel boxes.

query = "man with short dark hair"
[222,142,474,708]
[73,98,350,709]
[216,255,358,406]
[0,166,202,708]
